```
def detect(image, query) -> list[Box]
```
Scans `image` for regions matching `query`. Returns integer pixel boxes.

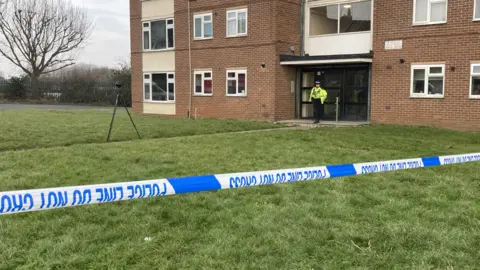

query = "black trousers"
[312,98,324,121]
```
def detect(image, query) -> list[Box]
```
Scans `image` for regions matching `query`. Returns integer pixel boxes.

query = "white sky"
[0,0,130,77]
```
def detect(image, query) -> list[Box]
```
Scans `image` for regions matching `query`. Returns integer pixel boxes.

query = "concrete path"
[0,103,112,110]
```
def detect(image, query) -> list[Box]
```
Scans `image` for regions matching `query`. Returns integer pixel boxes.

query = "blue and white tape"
[1,153,479,215]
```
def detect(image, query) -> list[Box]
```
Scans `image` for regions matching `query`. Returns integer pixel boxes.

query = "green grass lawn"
[0,123,479,269]
[0,109,282,151]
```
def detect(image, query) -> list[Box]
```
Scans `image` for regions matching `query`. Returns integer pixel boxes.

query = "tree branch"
[0,0,92,79]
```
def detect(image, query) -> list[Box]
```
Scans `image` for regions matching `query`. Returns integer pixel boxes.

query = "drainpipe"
[188,0,194,119]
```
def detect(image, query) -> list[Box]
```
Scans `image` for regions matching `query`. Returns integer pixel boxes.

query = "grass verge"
[0,125,479,269]
[0,109,282,151]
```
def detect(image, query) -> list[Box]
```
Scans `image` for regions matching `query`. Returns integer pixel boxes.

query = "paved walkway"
[0,103,111,110]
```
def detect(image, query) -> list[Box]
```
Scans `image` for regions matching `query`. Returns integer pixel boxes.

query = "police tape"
[1,153,479,215]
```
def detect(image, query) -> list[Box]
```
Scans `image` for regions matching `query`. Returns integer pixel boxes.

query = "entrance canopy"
[280,53,373,66]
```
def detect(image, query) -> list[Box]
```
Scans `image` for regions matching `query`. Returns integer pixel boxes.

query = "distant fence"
[0,79,132,106]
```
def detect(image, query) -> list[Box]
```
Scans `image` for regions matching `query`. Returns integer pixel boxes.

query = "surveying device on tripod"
[106,81,141,142]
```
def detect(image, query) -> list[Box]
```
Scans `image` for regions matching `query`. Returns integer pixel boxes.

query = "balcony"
[305,0,372,56]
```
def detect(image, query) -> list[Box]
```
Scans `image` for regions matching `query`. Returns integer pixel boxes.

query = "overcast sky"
[0,0,130,77]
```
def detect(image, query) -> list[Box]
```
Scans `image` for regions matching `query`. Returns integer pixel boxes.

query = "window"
[470,64,480,98]
[143,19,174,51]
[226,70,247,96]
[227,9,248,37]
[143,72,175,102]
[194,13,213,39]
[194,71,213,95]
[475,0,480,20]
[309,1,371,36]
[411,64,445,98]
[413,0,447,24]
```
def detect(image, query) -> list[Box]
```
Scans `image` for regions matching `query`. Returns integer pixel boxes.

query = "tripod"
[106,82,141,142]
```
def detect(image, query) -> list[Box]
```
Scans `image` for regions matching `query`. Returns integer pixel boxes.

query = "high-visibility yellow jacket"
[310,87,328,104]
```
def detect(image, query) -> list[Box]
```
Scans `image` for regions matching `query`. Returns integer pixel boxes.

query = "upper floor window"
[413,0,447,24]
[143,19,174,51]
[227,8,248,37]
[470,64,480,98]
[411,64,445,98]
[194,13,213,39]
[309,1,371,36]
[475,0,480,20]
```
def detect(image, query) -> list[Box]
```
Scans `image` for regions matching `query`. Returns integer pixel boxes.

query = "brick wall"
[274,0,301,121]
[131,0,301,121]
[130,0,143,114]
[372,0,480,131]
[174,0,301,121]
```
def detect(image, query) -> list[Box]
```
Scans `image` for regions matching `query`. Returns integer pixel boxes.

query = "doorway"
[299,65,370,121]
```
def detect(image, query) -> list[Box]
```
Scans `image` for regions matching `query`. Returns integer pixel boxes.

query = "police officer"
[309,80,328,123]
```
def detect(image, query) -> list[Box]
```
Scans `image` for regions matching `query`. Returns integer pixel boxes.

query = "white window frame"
[308,1,373,37]
[194,71,213,96]
[194,13,213,40]
[410,64,445,98]
[474,0,480,20]
[226,70,247,97]
[226,8,248,37]
[143,72,175,103]
[413,0,448,25]
[143,18,175,51]
[469,64,480,98]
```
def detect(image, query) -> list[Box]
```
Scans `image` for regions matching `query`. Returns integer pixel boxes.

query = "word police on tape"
[1,153,479,215]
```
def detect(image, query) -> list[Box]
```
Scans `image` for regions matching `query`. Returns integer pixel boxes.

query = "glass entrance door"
[300,65,369,121]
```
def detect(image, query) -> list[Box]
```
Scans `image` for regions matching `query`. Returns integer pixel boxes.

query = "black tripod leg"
[124,106,141,139]
[107,95,120,142]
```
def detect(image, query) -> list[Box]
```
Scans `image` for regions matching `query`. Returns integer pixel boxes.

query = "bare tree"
[0,0,92,97]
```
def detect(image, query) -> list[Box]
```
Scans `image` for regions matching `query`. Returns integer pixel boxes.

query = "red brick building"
[130,0,480,131]
[372,0,480,130]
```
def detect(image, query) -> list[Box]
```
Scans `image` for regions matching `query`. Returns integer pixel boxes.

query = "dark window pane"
[428,77,443,95]
[204,80,212,94]
[228,72,236,78]
[152,73,167,101]
[310,5,339,35]
[168,74,174,79]
[151,20,166,50]
[472,77,480,96]
[144,74,150,79]
[195,74,202,93]
[430,67,442,74]
[413,69,425,94]
[238,74,246,94]
[167,19,173,25]
[168,83,175,101]
[143,31,150,50]
[340,1,371,33]
[168,28,174,48]
[228,80,237,95]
